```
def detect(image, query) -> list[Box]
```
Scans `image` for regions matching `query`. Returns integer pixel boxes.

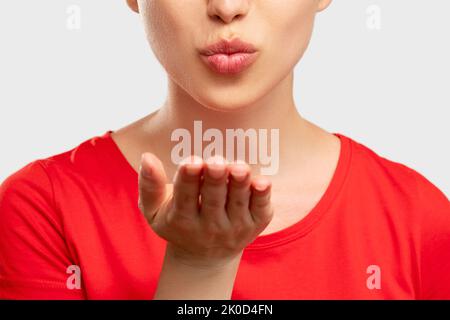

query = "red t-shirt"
[0,131,449,299]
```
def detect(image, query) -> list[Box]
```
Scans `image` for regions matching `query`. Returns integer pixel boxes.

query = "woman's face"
[130,0,331,111]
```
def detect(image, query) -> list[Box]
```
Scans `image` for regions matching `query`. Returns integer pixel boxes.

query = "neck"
[144,71,322,178]
[162,72,298,130]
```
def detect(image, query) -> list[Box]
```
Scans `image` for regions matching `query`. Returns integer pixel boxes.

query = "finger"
[226,161,252,225]
[172,155,204,216]
[200,156,230,225]
[138,152,169,223]
[249,177,274,229]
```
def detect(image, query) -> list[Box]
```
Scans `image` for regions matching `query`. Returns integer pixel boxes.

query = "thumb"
[138,152,170,223]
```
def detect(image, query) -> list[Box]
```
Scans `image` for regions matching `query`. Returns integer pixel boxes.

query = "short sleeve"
[418,174,450,299]
[0,160,84,299]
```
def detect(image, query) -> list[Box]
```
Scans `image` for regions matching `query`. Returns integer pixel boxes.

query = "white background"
[0,0,448,196]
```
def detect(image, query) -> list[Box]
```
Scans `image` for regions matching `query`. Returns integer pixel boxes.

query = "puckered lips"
[199,38,259,75]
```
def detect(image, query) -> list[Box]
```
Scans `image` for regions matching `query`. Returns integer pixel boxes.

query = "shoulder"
[0,131,115,213]
[0,160,54,220]
[344,135,450,298]
[343,135,449,237]
[0,139,102,299]
[347,135,448,205]
[40,130,116,176]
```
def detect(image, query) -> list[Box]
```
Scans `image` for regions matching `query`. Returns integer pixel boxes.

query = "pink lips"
[199,38,258,75]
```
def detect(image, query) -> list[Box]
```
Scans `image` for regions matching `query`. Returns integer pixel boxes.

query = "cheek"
[141,1,194,69]
[265,1,317,69]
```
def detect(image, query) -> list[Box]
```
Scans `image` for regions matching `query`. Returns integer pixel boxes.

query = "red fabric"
[0,131,449,300]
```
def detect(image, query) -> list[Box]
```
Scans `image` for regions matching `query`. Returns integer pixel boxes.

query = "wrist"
[165,244,243,272]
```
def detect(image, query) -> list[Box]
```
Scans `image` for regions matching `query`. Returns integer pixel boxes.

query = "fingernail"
[182,156,203,176]
[206,156,226,179]
[208,165,225,179]
[185,164,202,176]
[140,155,152,178]
[253,179,270,192]
[230,167,247,182]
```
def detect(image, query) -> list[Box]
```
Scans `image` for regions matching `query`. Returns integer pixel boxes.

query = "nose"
[207,0,250,24]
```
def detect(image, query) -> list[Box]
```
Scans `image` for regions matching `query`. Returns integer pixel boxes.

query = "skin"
[120,0,336,299]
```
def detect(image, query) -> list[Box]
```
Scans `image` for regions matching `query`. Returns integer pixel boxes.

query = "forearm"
[153,248,242,300]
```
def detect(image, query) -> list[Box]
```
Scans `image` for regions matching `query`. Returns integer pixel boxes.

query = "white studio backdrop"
[0,0,449,196]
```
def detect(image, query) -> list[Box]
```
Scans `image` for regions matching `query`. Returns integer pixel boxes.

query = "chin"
[190,77,267,112]
[195,90,262,113]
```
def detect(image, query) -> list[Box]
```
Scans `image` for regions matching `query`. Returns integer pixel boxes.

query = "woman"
[0,0,449,299]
